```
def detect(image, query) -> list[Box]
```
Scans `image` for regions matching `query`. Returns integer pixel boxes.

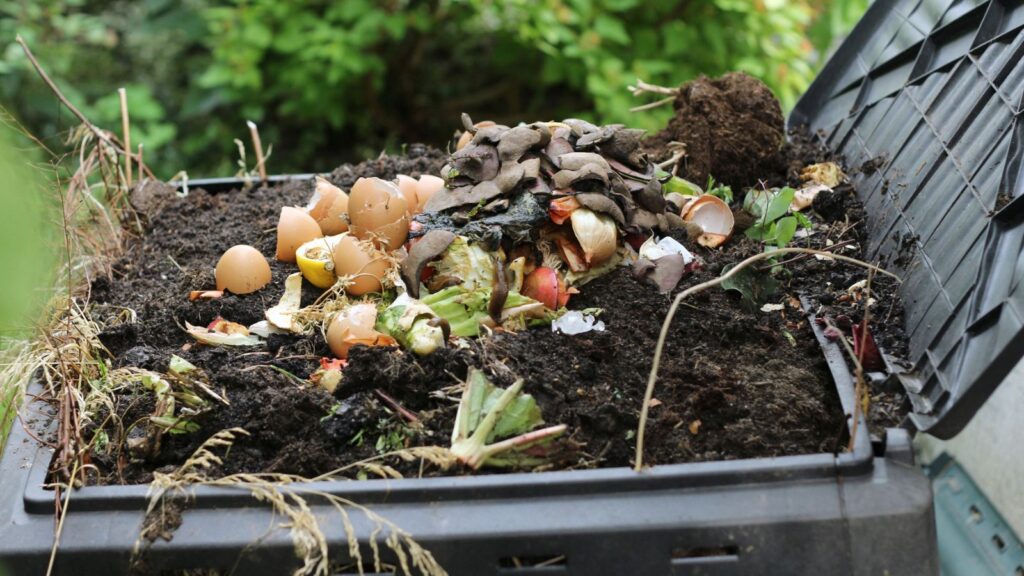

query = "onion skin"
[548,196,581,225]
[522,267,572,310]
[570,208,617,266]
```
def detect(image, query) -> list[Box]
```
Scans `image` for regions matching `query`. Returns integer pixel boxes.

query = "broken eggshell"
[326,303,397,359]
[306,176,350,235]
[395,175,420,216]
[681,195,734,248]
[276,206,324,262]
[348,177,410,251]
[416,175,445,214]
[215,245,272,294]
[331,234,392,296]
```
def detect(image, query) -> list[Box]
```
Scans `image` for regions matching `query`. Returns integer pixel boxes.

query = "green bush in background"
[1,0,867,177]
[0,122,55,452]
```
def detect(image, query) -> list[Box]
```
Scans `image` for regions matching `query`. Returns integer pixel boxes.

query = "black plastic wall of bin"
[0,301,938,575]
[791,0,1024,438]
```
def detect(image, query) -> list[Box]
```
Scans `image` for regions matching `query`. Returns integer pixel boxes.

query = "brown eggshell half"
[416,175,446,214]
[395,175,419,216]
[277,206,323,262]
[326,303,394,358]
[682,195,735,249]
[348,177,409,250]
[306,177,350,235]
[331,234,391,296]
[215,245,272,294]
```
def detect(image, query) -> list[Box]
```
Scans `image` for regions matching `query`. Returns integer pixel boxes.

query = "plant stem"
[17,36,123,155]
[118,88,131,186]
[480,424,566,460]
[628,78,680,97]
[634,247,900,471]
[470,379,523,444]
[630,96,675,112]
[848,267,875,451]
[246,120,267,183]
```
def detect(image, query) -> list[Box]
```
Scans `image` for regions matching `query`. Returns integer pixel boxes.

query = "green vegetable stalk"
[421,286,542,337]
[429,236,496,290]
[450,369,566,469]
[376,294,447,356]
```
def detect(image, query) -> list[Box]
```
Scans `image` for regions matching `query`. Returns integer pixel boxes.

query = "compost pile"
[84,76,909,485]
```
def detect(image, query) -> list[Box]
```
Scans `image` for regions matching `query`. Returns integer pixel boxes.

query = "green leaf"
[793,211,813,230]
[663,176,703,196]
[594,15,630,45]
[744,221,774,242]
[168,355,197,375]
[774,216,798,247]
[765,187,796,222]
[721,264,779,311]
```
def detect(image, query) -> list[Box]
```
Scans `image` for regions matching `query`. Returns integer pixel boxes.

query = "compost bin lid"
[789,0,1024,438]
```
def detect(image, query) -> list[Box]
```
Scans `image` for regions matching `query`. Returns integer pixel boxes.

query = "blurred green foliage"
[0,123,55,338]
[1,0,866,178]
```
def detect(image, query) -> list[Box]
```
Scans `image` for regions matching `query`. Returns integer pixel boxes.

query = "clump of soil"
[643,72,786,188]
[82,133,907,485]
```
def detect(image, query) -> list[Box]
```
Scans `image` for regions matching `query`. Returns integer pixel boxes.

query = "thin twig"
[656,142,687,171]
[848,267,875,451]
[628,78,680,97]
[16,36,123,155]
[137,144,144,180]
[630,96,675,112]
[758,239,856,271]
[374,389,419,423]
[634,247,900,471]
[247,120,267,183]
[118,88,131,186]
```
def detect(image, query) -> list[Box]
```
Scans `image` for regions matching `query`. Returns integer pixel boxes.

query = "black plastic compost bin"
[3,0,1024,574]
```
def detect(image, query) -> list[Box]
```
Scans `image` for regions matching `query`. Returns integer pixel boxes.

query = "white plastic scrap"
[552,311,606,335]
[760,303,785,313]
[638,236,694,264]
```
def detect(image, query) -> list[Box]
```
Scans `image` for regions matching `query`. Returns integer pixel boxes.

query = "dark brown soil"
[84,136,907,486]
[643,72,786,188]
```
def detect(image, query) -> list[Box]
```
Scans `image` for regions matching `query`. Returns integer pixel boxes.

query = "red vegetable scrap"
[310,357,348,394]
[522,267,574,310]
[852,320,884,372]
[548,196,581,225]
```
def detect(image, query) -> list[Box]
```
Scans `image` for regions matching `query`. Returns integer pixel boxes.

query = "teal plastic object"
[927,453,1024,575]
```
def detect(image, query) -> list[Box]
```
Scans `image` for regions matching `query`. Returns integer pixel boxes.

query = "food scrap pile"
[86,75,908,482]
